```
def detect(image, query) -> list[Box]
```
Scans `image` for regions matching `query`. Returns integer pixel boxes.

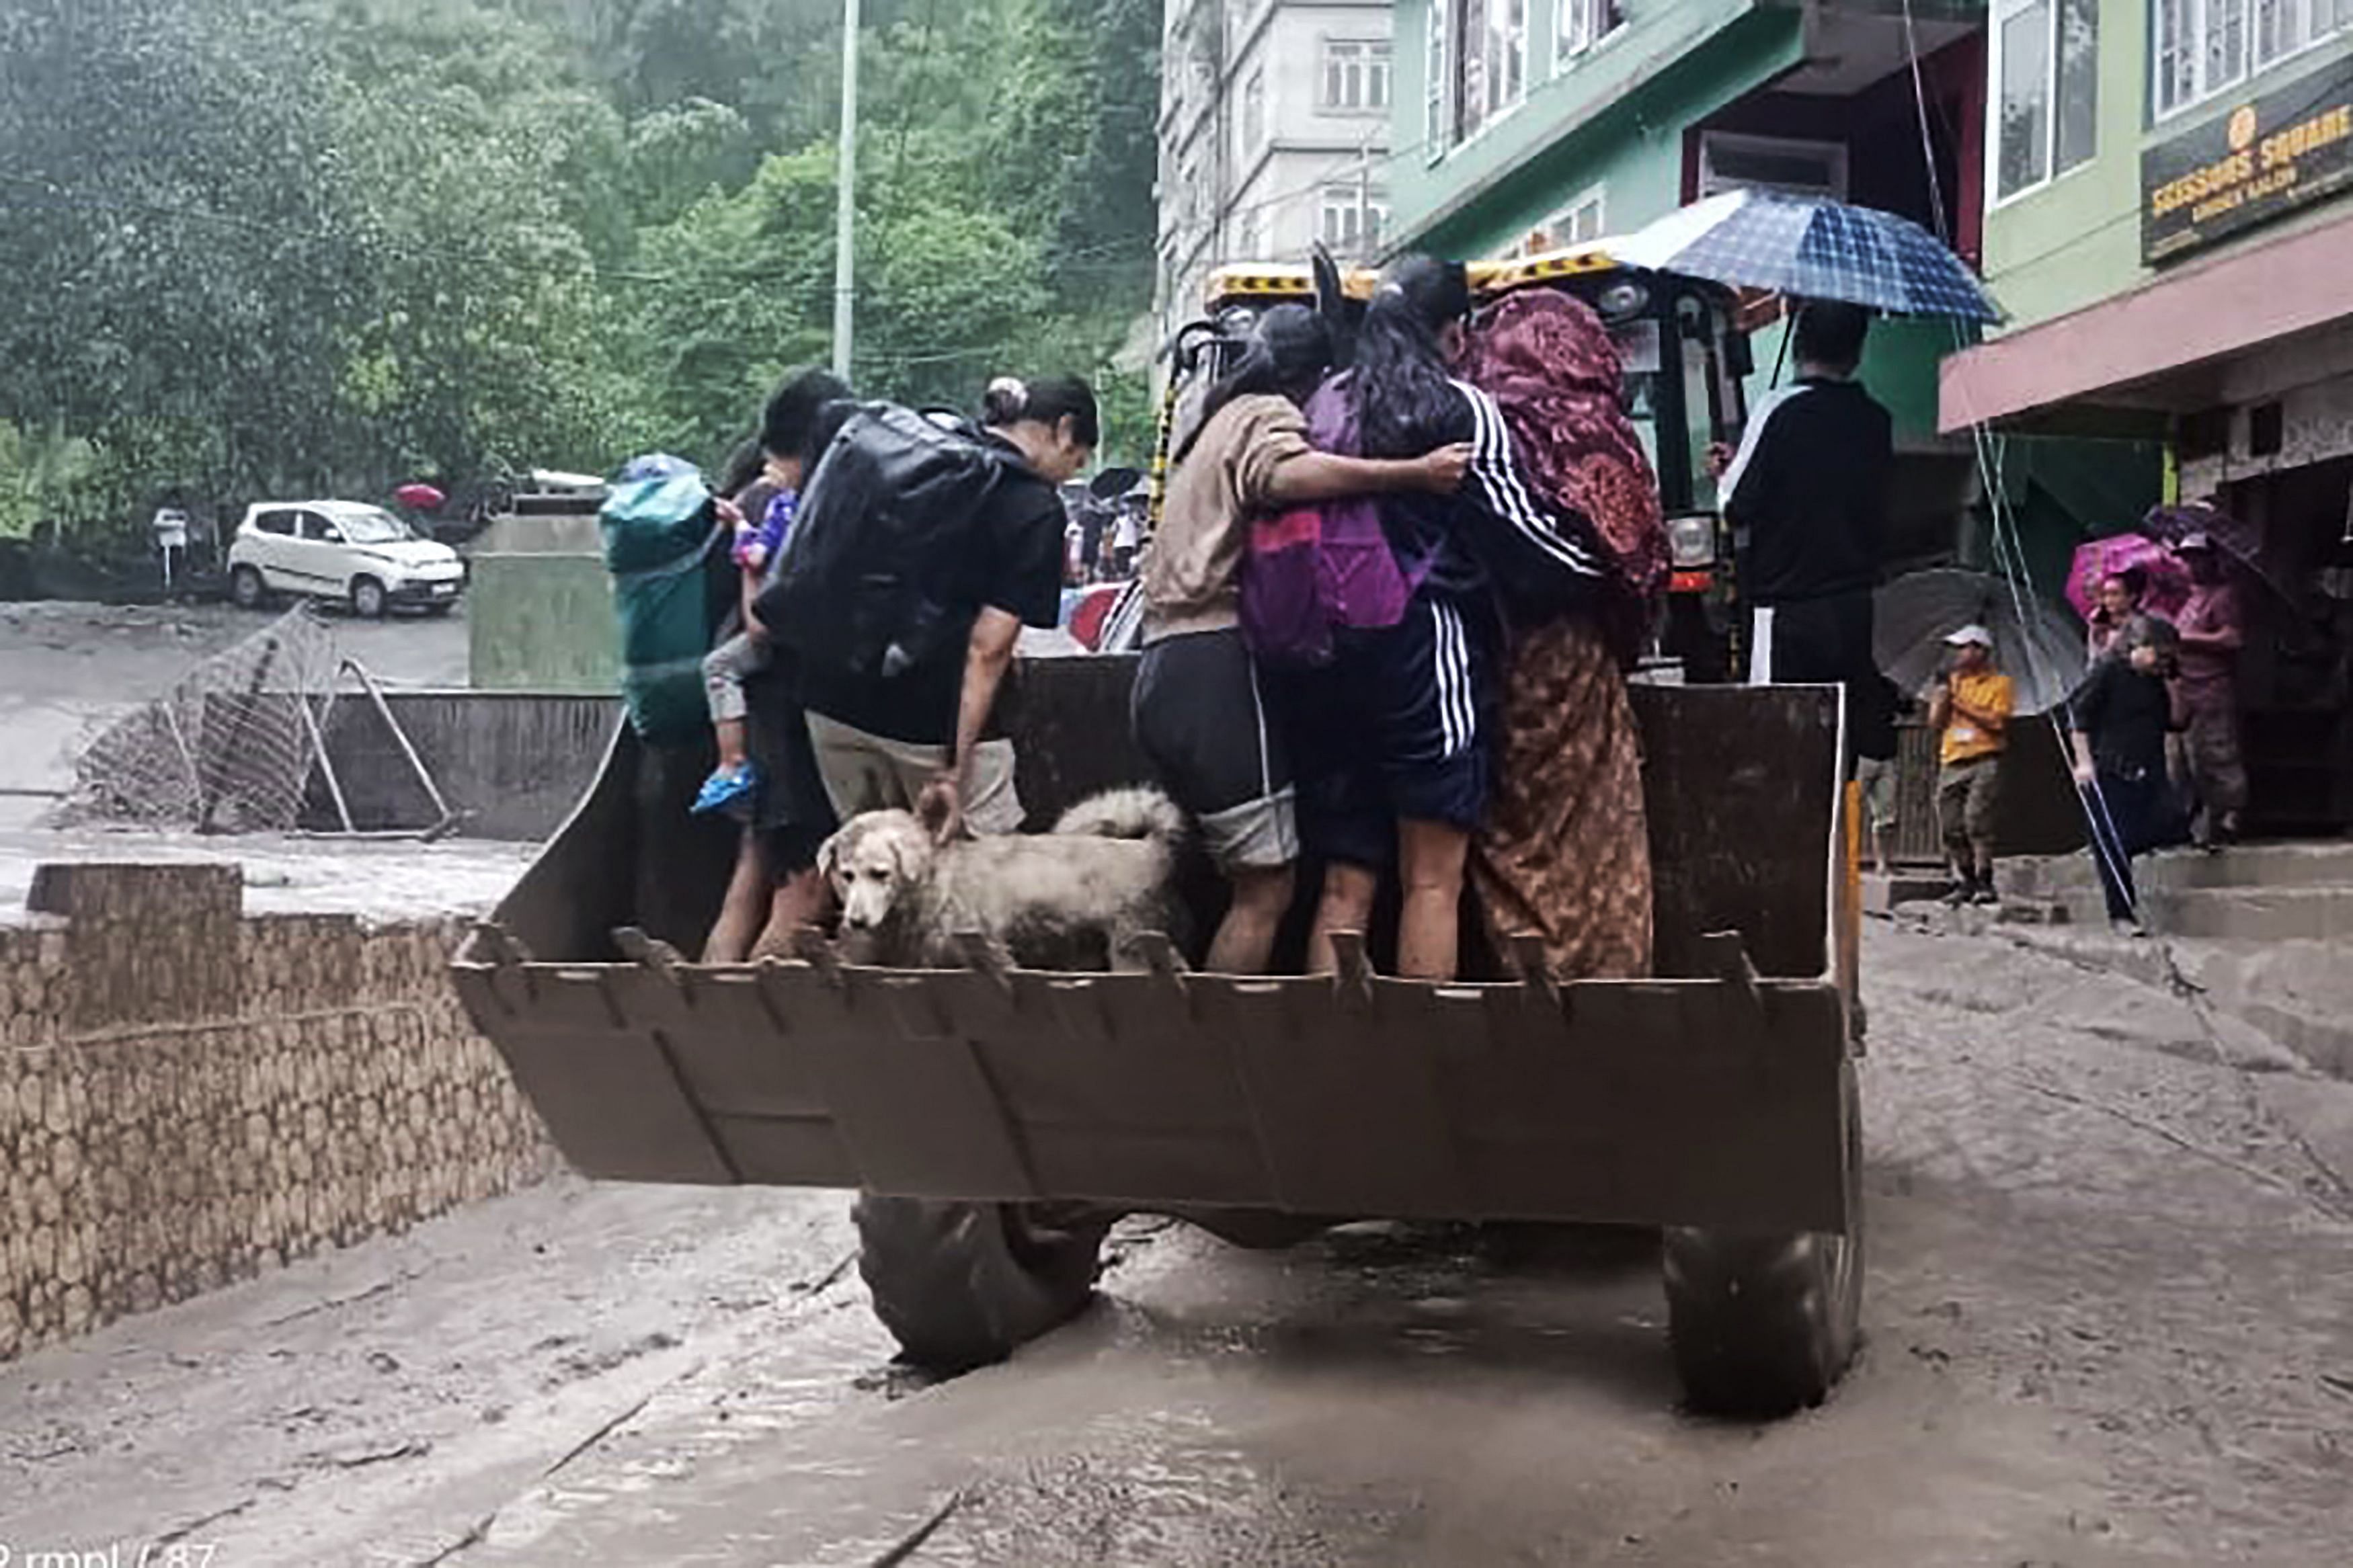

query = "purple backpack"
[1237,378,1420,667]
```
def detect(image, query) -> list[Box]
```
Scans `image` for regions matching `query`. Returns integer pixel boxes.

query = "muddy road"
[4,925,2350,1565]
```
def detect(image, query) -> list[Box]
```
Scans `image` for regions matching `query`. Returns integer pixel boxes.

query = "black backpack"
[754,403,1013,679]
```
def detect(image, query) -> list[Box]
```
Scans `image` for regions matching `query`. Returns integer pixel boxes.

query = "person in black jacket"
[1714,300,1896,768]
[2069,635,2176,936]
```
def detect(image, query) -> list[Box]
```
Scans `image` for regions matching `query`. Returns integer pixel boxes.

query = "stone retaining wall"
[0,864,551,1362]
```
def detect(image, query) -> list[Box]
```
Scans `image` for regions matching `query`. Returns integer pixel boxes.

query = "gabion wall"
[0,864,551,1362]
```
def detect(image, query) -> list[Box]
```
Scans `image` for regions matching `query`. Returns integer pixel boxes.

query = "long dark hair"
[1351,254,1472,459]
[1198,304,1335,428]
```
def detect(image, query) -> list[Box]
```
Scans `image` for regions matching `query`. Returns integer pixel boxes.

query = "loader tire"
[1662,1061,1863,1418]
[853,1195,1115,1374]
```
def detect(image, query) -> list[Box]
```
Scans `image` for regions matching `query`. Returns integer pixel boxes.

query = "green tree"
[0,421,102,540]
[0,0,375,513]
[0,0,1163,530]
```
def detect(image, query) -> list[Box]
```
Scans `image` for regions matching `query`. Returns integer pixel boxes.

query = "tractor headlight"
[1667,515,1717,568]
[1596,282,1650,322]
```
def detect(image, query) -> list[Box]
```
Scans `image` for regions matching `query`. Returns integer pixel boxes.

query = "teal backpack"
[600,456,728,745]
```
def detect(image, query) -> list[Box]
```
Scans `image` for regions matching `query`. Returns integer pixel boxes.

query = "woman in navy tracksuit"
[1284,256,1607,981]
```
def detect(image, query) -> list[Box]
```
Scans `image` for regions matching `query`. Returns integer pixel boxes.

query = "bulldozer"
[454,677,1863,1417]
[452,249,1866,1417]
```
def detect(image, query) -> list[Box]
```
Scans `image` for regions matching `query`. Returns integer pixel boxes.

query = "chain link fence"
[64,608,342,833]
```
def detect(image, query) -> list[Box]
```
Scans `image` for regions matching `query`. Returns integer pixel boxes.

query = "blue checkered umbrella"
[1616,191,1999,323]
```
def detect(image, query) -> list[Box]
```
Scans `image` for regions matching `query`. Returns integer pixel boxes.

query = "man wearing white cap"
[1928,624,2015,905]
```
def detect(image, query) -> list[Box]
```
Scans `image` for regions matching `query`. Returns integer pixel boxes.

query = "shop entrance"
[2223,455,2353,836]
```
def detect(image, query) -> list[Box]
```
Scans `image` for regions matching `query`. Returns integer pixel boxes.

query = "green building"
[1944,0,2353,830]
[1391,1,1994,569]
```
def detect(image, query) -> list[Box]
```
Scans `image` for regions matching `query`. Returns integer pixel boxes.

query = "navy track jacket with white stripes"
[1366,378,1605,616]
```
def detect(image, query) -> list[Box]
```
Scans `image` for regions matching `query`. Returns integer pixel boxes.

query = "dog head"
[817,811,935,938]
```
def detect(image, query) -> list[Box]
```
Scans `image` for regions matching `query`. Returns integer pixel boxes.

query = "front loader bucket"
[454,661,1856,1235]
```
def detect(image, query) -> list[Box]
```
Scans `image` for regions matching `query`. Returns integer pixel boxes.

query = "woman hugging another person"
[1277,257,1620,982]
[1133,304,1468,973]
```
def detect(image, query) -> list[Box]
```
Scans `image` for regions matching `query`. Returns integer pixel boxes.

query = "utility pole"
[1356,130,1375,260]
[831,0,861,379]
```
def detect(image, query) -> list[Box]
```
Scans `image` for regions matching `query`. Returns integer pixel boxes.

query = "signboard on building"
[2142,58,2353,264]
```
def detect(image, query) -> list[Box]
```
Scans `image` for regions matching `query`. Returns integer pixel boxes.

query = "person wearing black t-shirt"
[1714,300,1895,759]
[2071,632,2178,936]
[799,376,1099,842]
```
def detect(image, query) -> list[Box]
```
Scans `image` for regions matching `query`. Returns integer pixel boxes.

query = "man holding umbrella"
[1929,625,2014,905]
[1712,300,1897,764]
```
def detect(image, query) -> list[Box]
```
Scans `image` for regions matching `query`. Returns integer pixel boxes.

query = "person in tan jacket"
[1132,305,1468,973]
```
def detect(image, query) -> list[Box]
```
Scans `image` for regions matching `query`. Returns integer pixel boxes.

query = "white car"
[227,500,467,618]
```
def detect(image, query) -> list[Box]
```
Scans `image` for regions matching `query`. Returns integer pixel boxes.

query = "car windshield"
[332,508,411,544]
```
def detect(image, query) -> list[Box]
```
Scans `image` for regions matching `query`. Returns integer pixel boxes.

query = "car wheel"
[230,565,269,611]
[350,576,388,619]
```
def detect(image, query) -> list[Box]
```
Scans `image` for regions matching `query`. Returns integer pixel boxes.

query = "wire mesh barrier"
[65,608,343,833]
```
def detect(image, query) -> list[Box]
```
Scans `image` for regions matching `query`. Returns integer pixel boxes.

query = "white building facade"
[1155,0,1395,353]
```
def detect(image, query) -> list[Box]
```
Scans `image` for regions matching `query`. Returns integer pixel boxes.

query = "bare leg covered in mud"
[1397,819,1470,981]
[750,867,829,961]
[703,833,772,964]
[1306,862,1379,976]
[1207,864,1295,975]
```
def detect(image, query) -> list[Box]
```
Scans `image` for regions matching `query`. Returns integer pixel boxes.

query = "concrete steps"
[1880,840,2353,1080]
[1995,842,2353,942]
[1998,841,2353,896]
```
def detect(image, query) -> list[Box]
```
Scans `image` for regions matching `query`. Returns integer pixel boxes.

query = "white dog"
[818,787,1188,971]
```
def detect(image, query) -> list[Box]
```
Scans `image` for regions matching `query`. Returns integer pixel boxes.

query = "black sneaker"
[1970,884,2001,907]
[1940,881,1972,907]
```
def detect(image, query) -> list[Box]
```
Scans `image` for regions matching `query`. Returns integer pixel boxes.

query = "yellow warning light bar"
[1472,244,1624,294]
[1203,242,1624,313]
[1201,264,1378,308]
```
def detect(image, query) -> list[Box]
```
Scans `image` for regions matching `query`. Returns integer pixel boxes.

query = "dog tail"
[1052,786,1186,847]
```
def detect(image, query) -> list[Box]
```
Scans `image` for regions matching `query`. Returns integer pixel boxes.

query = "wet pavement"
[5,923,2352,1565]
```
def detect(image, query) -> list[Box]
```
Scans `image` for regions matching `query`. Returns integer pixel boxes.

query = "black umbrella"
[2139,501,2293,601]
[1875,567,2085,714]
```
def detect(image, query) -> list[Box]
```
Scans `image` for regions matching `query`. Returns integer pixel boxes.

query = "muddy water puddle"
[468,1221,1693,1565]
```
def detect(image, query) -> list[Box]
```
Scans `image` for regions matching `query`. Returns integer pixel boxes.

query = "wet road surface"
[4,925,2350,1565]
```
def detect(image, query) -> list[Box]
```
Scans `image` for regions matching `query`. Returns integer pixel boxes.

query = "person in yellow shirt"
[1928,625,2016,906]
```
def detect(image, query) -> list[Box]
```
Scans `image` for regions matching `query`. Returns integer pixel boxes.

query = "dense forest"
[0,0,1162,540]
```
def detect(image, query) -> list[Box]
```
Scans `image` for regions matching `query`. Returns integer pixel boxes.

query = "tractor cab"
[1176,247,1755,682]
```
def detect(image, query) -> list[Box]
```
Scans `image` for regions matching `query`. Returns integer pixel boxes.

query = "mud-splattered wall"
[0,864,551,1363]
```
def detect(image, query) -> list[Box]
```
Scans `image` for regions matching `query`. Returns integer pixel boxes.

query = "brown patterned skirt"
[1470,616,1653,981]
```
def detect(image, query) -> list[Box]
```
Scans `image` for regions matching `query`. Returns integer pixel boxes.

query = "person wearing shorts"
[1279,589,1499,872]
[805,712,1025,836]
[1285,257,1605,983]
[798,377,1099,843]
[1854,753,1898,874]
[1133,304,1468,973]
